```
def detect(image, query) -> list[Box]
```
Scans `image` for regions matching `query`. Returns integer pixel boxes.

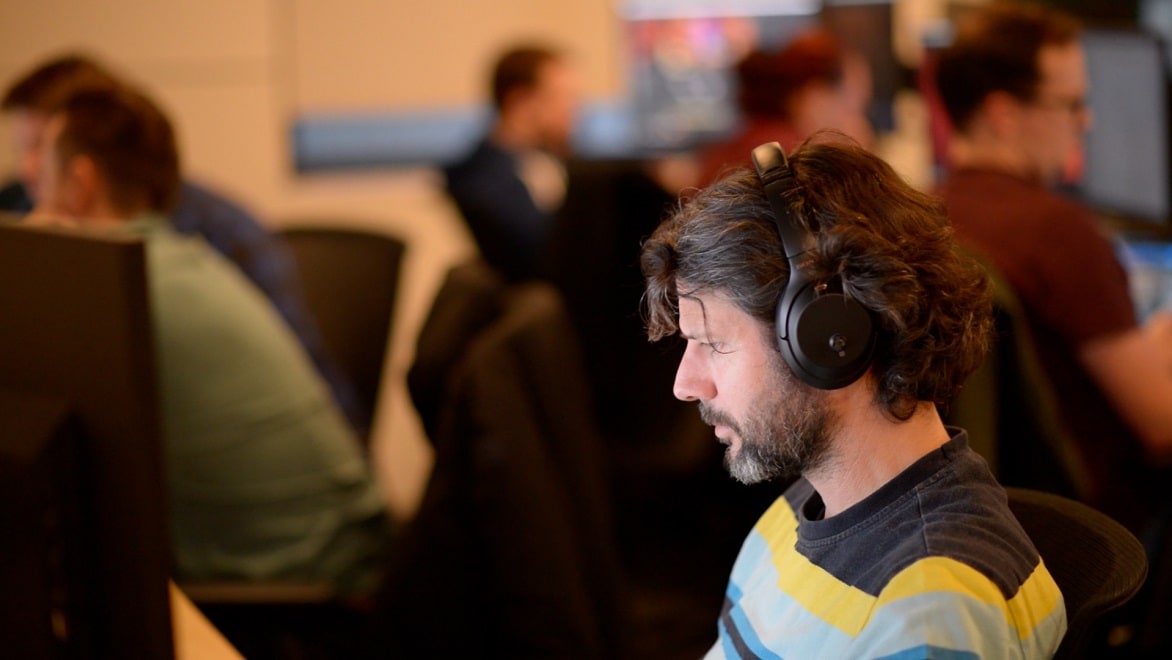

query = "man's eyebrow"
[681,326,719,343]
[677,293,714,343]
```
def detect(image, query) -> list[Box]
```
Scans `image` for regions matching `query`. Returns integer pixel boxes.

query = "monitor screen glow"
[1079,29,1172,226]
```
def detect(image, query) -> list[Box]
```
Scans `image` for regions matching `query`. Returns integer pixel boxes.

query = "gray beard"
[699,373,833,485]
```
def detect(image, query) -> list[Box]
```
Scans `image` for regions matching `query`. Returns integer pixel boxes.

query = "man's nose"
[673,342,715,402]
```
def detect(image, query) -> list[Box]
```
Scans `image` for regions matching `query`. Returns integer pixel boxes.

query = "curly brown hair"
[736,29,846,120]
[641,134,992,420]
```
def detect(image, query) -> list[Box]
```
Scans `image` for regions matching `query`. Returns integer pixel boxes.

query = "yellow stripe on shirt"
[756,496,1064,641]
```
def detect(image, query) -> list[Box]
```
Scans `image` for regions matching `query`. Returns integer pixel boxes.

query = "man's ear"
[65,154,103,216]
[982,91,1025,138]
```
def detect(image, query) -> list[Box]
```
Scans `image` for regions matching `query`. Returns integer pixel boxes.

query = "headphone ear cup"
[777,282,876,390]
[754,140,876,389]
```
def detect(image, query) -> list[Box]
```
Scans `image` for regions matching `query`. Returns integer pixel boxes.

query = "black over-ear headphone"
[751,141,877,390]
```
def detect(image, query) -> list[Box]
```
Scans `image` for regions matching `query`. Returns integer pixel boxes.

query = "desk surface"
[170,583,242,660]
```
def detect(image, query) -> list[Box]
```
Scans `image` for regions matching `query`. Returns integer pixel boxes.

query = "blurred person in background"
[934,1,1172,538]
[1,53,369,435]
[28,83,392,596]
[443,43,581,282]
[697,27,874,187]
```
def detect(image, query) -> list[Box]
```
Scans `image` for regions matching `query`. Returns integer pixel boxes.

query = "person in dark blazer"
[444,44,580,282]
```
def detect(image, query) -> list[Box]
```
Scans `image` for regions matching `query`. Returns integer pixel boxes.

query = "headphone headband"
[751,142,812,262]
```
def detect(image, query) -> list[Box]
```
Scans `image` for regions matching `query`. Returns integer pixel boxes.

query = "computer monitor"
[607,0,899,155]
[821,0,901,134]
[0,222,173,658]
[1077,28,1172,230]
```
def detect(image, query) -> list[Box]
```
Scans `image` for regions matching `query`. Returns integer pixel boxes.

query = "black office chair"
[405,258,507,439]
[943,252,1091,501]
[1005,487,1148,659]
[280,225,405,446]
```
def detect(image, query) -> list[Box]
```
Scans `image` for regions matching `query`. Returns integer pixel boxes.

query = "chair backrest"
[1005,487,1148,659]
[406,259,506,440]
[944,252,1092,500]
[280,226,405,443]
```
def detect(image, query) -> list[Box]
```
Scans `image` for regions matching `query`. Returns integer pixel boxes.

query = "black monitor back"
[0,222,173,658]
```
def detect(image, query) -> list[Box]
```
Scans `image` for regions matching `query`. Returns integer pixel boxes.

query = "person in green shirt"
[28,83,391,596]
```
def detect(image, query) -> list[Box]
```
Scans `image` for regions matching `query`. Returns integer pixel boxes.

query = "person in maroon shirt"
[934,2,1172,533]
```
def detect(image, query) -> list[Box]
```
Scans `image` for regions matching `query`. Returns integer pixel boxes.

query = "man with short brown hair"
[935,1,1172,534]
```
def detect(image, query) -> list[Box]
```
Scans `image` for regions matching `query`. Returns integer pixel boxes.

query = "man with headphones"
[640,136,1065,657]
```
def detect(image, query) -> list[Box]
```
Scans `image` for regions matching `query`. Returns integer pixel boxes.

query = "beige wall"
[292,0,621,112]
[0,0,621,207]
[0,0,940,517]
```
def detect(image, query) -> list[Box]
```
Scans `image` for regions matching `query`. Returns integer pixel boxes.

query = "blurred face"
[530,59,581,153]
[789,55,874,148]
[9,109,49,200]
[32,115,79,217]
[672,289,833,484]
[1018,42,1091,183]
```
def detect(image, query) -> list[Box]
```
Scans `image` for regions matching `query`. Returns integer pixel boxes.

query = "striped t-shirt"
[707,430,1066,659]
